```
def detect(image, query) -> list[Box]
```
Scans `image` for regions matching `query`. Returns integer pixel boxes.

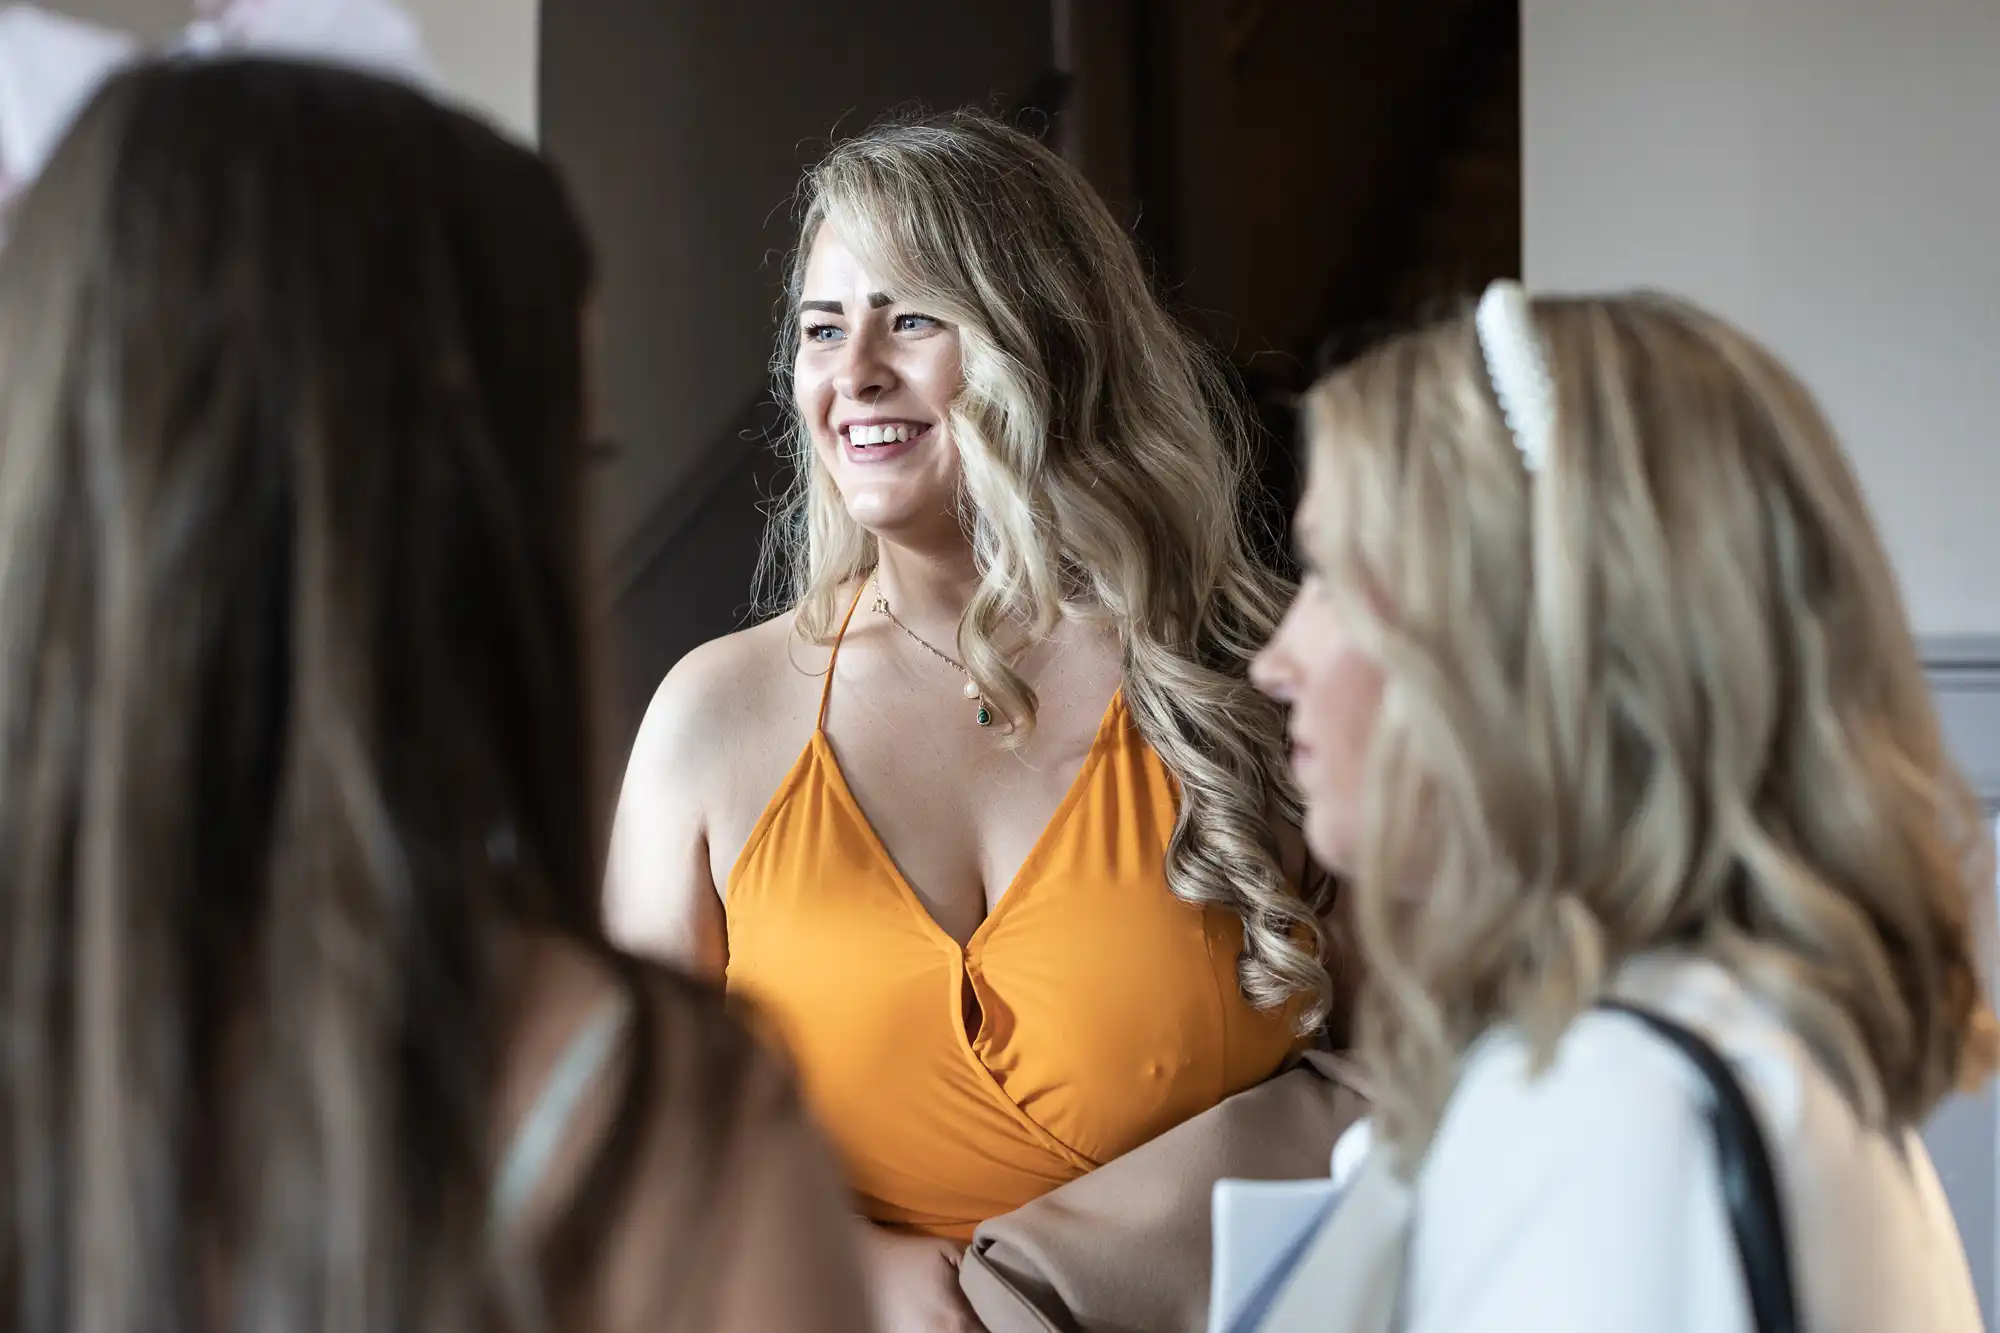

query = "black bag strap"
[1597,1001,1800,1333]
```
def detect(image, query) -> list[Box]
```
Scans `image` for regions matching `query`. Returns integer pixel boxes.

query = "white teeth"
[848,424,918,447]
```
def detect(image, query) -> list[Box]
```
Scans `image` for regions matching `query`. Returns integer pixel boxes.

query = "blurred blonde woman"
[610,111,1340,1329]
[1243,283,1996,1332]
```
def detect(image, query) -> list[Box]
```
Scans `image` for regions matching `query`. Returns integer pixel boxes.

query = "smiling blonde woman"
[1246,284,1995,1332]
[609,110,1341,1329]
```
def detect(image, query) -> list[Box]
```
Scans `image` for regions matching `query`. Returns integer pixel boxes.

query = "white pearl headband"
[1474,279,1556,475]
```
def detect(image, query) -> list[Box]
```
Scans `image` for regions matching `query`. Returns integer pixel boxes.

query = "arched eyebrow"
[798,293,894,315]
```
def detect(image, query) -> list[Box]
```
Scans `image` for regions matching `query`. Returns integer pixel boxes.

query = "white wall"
[40,0,538,140]
[1527,7,2000,1323]
[399,0,536,140]
[30,0,178,42]
[1523,0,2000,638]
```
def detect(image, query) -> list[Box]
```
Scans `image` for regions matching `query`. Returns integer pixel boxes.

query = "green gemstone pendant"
[976,704,992,727]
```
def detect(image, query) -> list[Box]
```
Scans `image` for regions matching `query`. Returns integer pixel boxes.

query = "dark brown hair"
[0,56,653,1332]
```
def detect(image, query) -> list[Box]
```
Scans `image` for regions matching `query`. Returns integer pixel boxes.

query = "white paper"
[1209,1176,1343,1333]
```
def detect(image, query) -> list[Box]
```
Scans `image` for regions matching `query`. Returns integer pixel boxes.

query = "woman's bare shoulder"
[653,611,819,722]
[630,610,831,772]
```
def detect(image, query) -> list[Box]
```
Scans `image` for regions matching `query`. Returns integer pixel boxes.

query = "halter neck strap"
[817,580,871,730]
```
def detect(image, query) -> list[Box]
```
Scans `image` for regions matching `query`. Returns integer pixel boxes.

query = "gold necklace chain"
[871,577,992,727]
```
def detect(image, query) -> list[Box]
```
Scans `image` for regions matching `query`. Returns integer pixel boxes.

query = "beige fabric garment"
[959,1050,1370,1333]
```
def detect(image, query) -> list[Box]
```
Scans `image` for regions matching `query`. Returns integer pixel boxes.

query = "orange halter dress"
[724,594,1299,1239]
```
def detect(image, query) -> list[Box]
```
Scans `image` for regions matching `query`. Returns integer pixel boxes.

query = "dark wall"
[1056,0,1518,580]
[1086,0,1514,379]
[541,0,1519,784]
[540,2,1055,764]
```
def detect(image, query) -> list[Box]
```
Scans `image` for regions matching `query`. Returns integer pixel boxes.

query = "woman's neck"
[872,538,980,630]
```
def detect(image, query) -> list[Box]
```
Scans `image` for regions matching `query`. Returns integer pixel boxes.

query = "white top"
[1333,951,1982,1333]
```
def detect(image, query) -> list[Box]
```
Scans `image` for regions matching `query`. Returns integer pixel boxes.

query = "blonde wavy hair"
[759,110,1334,1029]
[1303,291,1998,1164]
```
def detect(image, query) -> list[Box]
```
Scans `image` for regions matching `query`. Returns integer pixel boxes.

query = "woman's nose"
[1250,641,1289,700]
[1251,607,1301,701]
[834,324,896,401]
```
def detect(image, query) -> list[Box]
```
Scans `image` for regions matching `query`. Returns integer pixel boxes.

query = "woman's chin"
[1303,816,1352,879]
[841,489,958,542]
